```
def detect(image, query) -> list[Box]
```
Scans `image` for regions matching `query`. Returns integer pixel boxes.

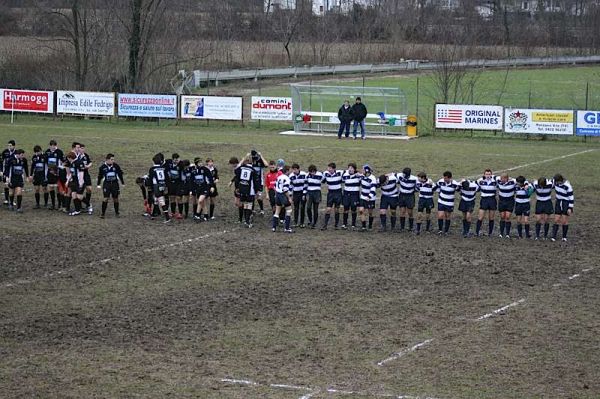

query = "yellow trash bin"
[407,115,417,137]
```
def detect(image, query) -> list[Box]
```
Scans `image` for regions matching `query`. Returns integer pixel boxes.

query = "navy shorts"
[359,199,375,209]
[275,192,291,207]
[498,198,515,213]
[327,190,343,208]
[193,186,210,197]
[398,193,415,209]
[168,182,181,196]
[32,173,45,186]
[438,203,454,213]
[479,196,497,211]
[417,197,434,212]
[46,172,59,185]
[380,195,398,210]
[535,200,553,215]
[103,183,120,198]
[514,202,530,216]
[458,199,475,213]
[342,192,360,209]
[9,179,24,189]
[83,172,92,187]
[209,185,218,198]
[554,199,571,215]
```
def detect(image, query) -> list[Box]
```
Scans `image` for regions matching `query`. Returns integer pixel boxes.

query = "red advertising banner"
[1,89,54,113]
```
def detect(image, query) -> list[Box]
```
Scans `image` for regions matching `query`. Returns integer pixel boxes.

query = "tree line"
[0,0,599,92]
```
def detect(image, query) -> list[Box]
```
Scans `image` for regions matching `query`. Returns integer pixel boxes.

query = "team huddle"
[226,152,574,241]
[1,139,125,218]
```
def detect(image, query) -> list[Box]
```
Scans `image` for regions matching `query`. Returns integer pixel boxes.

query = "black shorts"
[275,192,291,207]
[268,189,276,207]
[9,179,24,189]
[398,193,415,209]
[179,184,192,197]
[103,183,120,198]
[70,184,85,195]
[255,183,264,194]
[514,202,530,216]
[459,199,475,213]
[83,172,92,187]
[193,186,210,197]
[209,185,218,198]
[535,200,553,215]
[498,198,515,213]
[59,169,68,183]
[32,173,45,186]
[168,182,181,196]
[292,191,305,204]
[438,203,454,213]
[380,195,398,210]
[326,190,343,208]
[554,199,571,215]
[342,192,360,209]
[479,196,497,211]
[240,194,255,203]
[359,199,375,209]
[46,171,59,185]
[418,197,434,212]
[306,190,321,205]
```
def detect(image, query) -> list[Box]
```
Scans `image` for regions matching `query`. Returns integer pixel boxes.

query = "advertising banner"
[435,104,503,130]
[117,93,177,118]
[57,90,115,116]
[504,108,574,135]
[576,110,600,136]
[251,96,293,121]
[1,89,54,113]
[180,95,242,120]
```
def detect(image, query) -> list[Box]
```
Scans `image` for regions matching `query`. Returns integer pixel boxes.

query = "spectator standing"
[337,100,354,139]
[351,97,368,140]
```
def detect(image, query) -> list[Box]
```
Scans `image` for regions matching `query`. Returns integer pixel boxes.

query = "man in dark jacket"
[337,100,354,139]
[351,97,368,140]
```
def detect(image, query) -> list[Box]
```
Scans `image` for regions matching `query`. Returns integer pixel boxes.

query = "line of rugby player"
[0,139,125,217]
[228,155,574,241]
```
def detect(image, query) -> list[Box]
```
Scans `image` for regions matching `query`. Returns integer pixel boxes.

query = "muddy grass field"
[0,117,599,398]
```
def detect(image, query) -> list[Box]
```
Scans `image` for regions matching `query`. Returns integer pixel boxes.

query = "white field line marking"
[476,299,525,321]
[0,229,234,290]
[464,149,596,180]
[270,383,312,391]
[299,391,320,399]
[568,274,581,280]
[377,339,434,367]
[221,378,258,386]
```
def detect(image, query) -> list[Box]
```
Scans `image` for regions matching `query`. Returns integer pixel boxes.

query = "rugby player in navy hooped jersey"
[378,172,399,232]
[458,179,479,237]
[533,176,554,240]
[475,169,498,237]
[514,176,533,239]
[341,162,361,229]
[435,171,460,235]
[30,145,46,209]
[7,149,29,213]
[415,172,435,235]
[289,163,307,228]
[321,162,344,230]
[497,173,517,238]
[97,153,125,218]
[358,165,377,231]
[304,164,323,229]
[551,173,574,242]
[397,167,418,232]
[272,165,294,233]
[191,157,214,221]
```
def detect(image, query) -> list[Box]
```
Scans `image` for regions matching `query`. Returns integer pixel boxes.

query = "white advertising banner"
[117,93,177,118]
[576,110,600,136]
[504,108,574,135]
[251,96,293,121]
[57,90,115,116]
[1,88,54,113]
[435,104,503,130]
[180,95,242,120]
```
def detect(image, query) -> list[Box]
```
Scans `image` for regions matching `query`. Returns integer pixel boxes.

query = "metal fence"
[193,55,600,86]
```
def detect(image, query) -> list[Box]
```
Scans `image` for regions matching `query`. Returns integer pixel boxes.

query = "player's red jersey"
[265,170,282,190]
